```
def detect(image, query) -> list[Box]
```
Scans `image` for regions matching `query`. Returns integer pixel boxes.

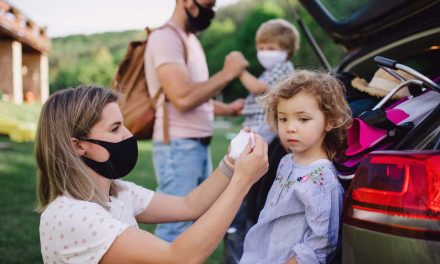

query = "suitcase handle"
[374,56,440,93]
[374,56,398,69]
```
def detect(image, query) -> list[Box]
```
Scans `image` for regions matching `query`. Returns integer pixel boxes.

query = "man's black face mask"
[185,0,215,33]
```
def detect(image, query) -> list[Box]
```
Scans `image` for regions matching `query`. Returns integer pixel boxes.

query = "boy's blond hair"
[259,70,352,160]
[35,85,122,212]
[256,18,300,57]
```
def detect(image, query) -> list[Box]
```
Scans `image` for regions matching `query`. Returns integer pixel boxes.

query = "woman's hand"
[233,133,268,186]
[226,127,253,165]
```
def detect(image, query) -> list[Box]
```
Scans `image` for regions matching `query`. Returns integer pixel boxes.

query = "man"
[144,0,249,242]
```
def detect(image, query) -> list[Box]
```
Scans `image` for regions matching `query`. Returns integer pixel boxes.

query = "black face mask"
[80,136,138,180]
[185,0,215,33]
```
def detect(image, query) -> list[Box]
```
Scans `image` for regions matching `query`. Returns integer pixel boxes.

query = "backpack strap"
[149,23,189,144]
[163,23,189,63]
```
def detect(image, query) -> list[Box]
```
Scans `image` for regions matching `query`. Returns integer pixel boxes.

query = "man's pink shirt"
[145,20,214,141]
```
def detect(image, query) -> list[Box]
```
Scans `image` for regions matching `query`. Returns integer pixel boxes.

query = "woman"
[36,85,268,264]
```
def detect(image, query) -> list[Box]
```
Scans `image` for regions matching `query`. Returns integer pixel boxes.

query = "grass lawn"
[0,124,241,263]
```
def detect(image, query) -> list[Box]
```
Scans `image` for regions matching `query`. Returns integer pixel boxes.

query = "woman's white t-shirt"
[39,180,154,264]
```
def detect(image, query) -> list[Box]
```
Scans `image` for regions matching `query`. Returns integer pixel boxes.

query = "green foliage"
[76,47,115,85]
[51,66,81,92]
[49,30,145,92]
[200,19,236,50]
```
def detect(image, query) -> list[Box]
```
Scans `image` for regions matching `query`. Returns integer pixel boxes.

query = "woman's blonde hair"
[260,70,352,160]
[256,18,300,57]
[35,85,120,212]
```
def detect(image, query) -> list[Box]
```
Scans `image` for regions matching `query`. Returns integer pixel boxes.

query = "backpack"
[111,24,187,142]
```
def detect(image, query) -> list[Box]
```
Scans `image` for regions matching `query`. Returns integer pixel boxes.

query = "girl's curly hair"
[259,70,352,160]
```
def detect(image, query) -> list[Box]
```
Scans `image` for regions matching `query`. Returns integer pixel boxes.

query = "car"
[339,57,440,264]
[223,0,440,263]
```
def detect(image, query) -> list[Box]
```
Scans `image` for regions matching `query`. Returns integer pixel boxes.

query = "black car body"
[300,0,440,79]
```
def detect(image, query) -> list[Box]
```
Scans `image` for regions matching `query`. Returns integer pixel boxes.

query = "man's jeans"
[153,138,212,242]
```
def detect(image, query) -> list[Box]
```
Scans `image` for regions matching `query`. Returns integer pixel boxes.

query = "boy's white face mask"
[257,50,288,70]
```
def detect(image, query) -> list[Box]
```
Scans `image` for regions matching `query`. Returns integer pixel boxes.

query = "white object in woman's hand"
[229,130,255,159]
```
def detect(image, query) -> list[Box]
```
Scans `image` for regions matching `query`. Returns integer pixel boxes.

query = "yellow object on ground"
[0,101,40,142]
[0,114,36,142]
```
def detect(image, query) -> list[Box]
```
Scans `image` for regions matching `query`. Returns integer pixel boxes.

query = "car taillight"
[344,150,440,240]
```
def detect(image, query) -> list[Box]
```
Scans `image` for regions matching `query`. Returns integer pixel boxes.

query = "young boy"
[240,18,300,143]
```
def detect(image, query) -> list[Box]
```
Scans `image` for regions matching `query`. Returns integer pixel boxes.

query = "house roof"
[0,0,50,53]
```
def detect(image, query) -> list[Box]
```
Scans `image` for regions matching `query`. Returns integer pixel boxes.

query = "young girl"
[239,70,352,264]
[36,85,268,264]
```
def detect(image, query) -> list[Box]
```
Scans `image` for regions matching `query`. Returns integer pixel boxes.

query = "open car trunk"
[299,0,440,79]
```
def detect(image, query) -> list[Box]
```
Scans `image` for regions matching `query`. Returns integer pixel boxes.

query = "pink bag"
[336,91,440,176]
[345,108,409,156]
